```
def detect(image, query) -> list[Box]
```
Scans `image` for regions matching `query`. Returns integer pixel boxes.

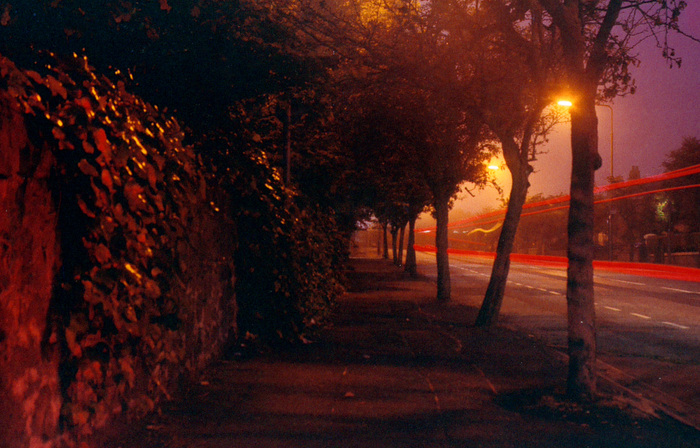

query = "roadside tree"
[421,1,570,325]
[534,0,693,399]
[268,0,494,301]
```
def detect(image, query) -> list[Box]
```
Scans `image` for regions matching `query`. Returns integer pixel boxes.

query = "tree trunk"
[476,161,530,326]
[391,225,399,265]
[404,216,418,277]
[566,95,600,399]
[397,223,406,266]
[382,223,389,259]
[543,0,621,402]
[435,195,451,302]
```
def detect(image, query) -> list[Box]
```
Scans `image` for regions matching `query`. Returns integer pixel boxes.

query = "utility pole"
[598,104,614,261]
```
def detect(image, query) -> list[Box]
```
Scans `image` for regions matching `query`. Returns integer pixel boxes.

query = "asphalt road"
[414,251,700,417]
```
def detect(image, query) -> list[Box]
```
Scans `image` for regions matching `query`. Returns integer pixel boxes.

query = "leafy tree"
[514,194,569,256]
[429,0,694,398]
[332,70,432,272]
[271,0,494,301]
[613,166,651,261]
[419,1,570,325]
[534,0,692,399]
[200,109,347,346]
[367,77,491,301]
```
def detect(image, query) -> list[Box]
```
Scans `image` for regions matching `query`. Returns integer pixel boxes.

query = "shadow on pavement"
[101,256,699,448]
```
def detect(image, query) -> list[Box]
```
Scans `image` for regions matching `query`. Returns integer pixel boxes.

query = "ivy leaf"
[0,5,10,27]
[144,279,161,300]
[124,305,138,323]
[65,328,83,358]
[75,96,94,118]
[94,243,111,264]
[72,409,90,427]
[78,159,99,177]
[146,163,157,189]
[77,198,96,218]
[82,140,95,154]
[124,180,146,211]
[46,75,68,99]
[119,356,136,388]
[100,169,114,193]
[24,70,43,85]
[160,0,172,13]
[92,128,113,160]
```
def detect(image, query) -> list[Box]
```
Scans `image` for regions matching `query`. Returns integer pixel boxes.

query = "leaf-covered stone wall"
[0,73,63,448]
[0,54,236,447]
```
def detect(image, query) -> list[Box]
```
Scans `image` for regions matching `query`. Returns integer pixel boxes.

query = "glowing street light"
[488,165,500,171]
[557,100,573,107]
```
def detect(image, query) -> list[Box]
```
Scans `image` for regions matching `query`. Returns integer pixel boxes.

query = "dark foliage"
[0,0,317,134]
[201,112,347,348]
[1,53,236,439]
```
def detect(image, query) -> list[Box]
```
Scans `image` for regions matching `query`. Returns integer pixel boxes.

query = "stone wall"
[0,54,237,448]
[0,89,63,448]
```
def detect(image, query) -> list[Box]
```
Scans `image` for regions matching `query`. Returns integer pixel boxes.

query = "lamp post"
[596,104,615,260]
[596,104,614,181]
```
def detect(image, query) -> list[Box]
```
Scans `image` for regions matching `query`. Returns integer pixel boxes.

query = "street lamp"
[595,104,615,261]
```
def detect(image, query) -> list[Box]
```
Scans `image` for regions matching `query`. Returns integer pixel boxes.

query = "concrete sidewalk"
[106,257,699,447]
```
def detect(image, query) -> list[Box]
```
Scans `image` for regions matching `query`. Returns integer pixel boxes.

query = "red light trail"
[416,164,700,232]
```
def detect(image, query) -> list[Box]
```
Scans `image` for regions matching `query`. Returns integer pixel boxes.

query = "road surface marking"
[661,286,700,294]
[537,288,548,292]
[476,367,498,395]
[549,291,561,295]
[612,279,646,286]
[661,321,690,330]
[604,306,621,312]
[630,313,651,320]
[423,375,441,411]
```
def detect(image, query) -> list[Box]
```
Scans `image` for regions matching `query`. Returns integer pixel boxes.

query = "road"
[414,251,700,418]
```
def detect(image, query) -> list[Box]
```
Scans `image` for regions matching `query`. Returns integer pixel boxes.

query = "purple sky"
[530,2,700,197]
[449,3,700,219]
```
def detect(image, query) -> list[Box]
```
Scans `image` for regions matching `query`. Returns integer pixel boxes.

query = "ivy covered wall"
[0,78,62,448]
[0,54,236,447]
